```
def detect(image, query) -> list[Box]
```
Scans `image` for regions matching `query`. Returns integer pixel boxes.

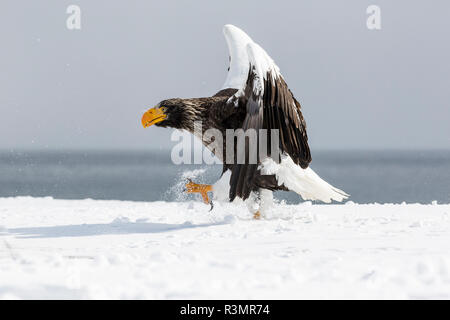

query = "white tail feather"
[260,155,349,203]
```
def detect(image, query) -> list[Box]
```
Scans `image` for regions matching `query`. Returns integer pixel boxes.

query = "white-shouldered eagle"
[142,24,349,218]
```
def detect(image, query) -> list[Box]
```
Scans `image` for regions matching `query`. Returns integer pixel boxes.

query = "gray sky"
[1,0,449,151]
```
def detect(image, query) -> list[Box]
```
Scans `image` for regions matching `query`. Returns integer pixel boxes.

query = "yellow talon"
[253,211,261,220]
[185,180,213,204]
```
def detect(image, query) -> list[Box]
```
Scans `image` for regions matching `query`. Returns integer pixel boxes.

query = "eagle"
[142,24,348,218]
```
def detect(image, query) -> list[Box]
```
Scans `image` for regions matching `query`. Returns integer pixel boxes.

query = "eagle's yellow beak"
[141,107,167,128]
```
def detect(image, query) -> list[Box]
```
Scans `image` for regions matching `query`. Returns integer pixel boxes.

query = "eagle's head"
[141,98,190,130]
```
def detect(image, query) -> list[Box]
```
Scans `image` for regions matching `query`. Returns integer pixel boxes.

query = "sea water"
[0,150,449,204]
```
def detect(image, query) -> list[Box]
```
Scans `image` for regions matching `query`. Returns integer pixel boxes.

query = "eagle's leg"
[185,179,213,205]
[245,191,259,218]
[245,189,273,219]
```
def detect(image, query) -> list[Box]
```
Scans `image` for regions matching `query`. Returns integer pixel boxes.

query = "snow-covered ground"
[1,197,450,299]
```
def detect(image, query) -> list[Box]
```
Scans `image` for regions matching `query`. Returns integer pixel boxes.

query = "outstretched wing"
[221,25,311,201]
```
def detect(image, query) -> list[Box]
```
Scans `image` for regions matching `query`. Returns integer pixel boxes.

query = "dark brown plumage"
[153,64,311,202]
[224,67,311,201]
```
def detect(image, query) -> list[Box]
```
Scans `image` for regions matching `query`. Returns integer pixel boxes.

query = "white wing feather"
[221,24,252,90]
[222,24,280,93]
